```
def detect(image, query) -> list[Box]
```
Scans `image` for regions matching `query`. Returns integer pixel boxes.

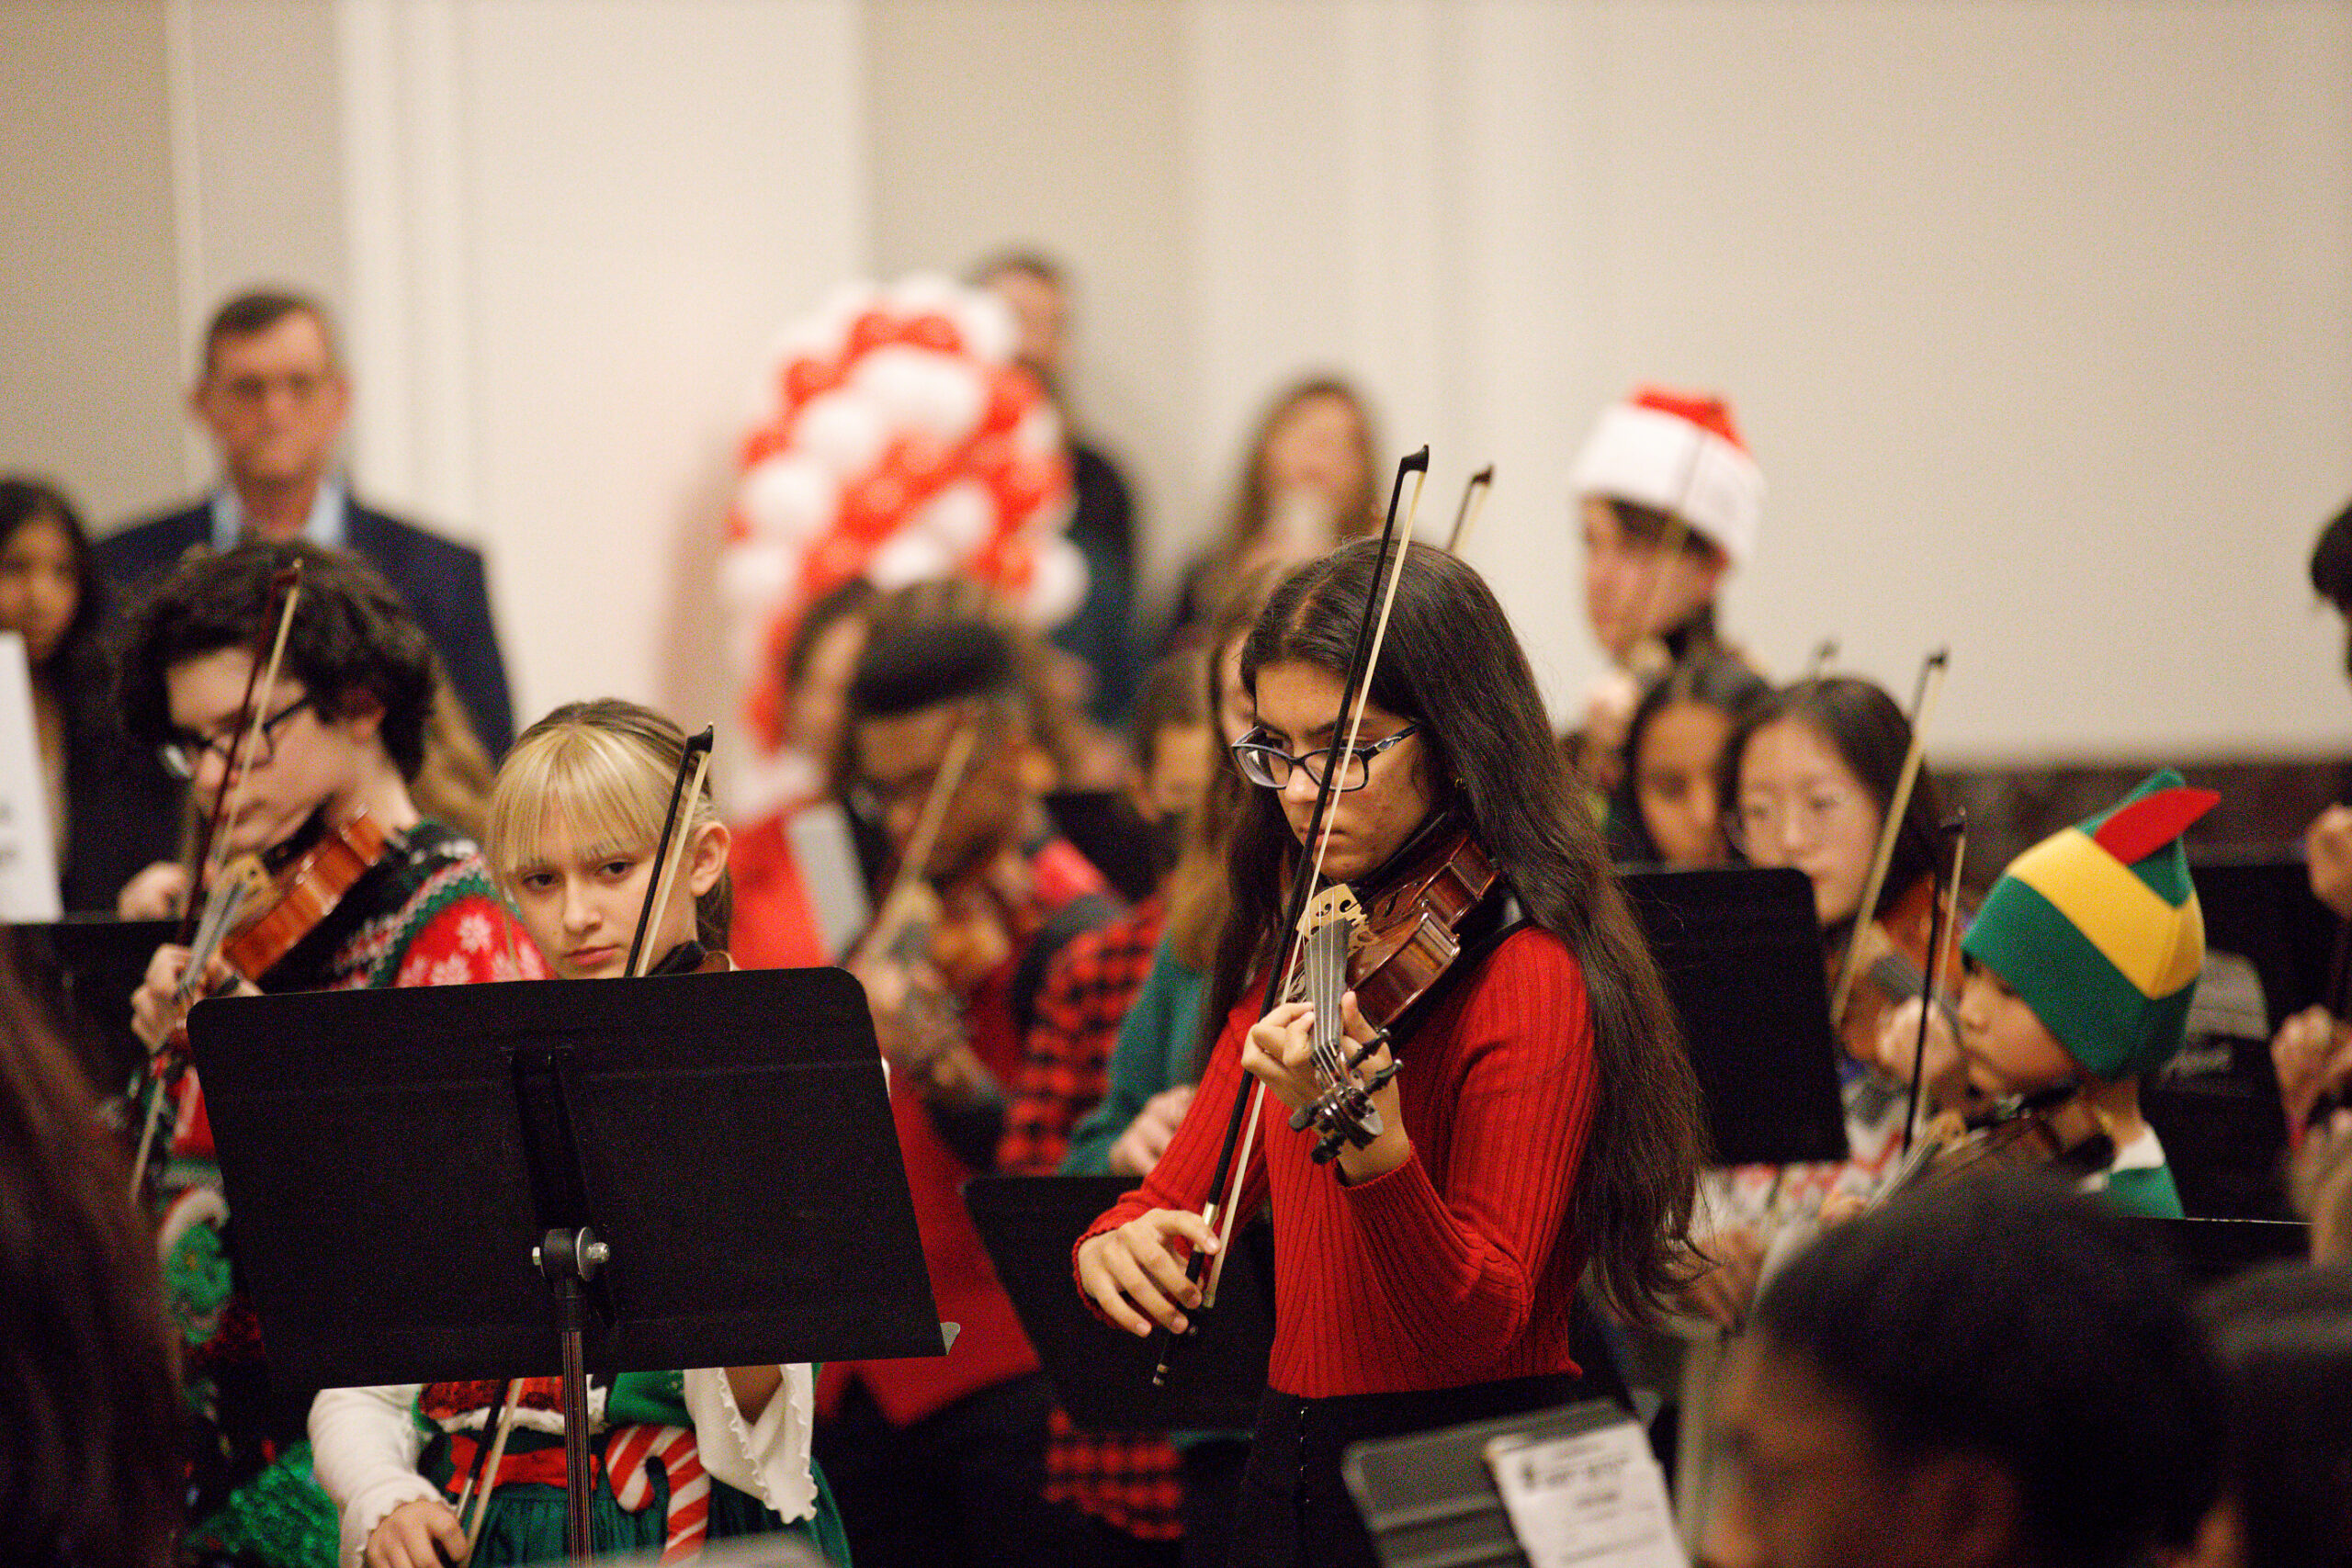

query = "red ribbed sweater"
[1080,927,1599,1398]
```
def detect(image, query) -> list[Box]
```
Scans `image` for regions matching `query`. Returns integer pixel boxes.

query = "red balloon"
[843,473,910,540]
[968,434,1014,480]
[739,421,791,468]
[782,355,835,405]
[899,312,962,354]
[998,457,1056,519]
[847,309,896,355]
[978,372,1032,435]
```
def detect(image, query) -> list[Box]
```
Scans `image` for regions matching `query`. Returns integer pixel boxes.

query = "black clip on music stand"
[187,965,945,1560]
[1620,864,1853,1167]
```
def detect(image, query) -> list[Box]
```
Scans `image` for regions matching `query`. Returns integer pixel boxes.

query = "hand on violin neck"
[854,950,992,1109]
[1873,996,1974,1113]
[129,943,249,1051]
[1242,990,1410,1183]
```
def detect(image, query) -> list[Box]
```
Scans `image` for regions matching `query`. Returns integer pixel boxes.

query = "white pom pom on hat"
[1570,386,1765,567]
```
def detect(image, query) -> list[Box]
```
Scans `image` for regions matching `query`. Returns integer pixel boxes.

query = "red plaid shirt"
[999,897,1184,1542]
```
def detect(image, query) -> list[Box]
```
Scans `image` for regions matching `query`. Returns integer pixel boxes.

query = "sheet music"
[1485,1418,1688,1568]
[0,633,62,920]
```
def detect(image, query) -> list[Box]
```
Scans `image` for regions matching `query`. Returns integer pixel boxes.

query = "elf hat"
[1569,386,1765,567]
[1961,770,2219,1081]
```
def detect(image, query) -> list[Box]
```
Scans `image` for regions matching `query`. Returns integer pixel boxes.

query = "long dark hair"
[1607,651,1770,865]
[0,477,105,688]
[0,949,181,1568]
[1204,539,1702,1320]
[1724,675,1941,944]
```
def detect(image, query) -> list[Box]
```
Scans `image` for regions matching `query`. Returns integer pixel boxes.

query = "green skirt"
[420,1425,852,1566]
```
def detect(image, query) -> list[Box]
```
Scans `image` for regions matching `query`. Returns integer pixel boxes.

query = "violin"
[844,718,1026,1084]
[1890,1080,2117,1195]
[1284,811,1503,1161]
[206,807,393,984]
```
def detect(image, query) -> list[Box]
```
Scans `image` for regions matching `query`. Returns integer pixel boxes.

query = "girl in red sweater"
[1078,540,1703,1568]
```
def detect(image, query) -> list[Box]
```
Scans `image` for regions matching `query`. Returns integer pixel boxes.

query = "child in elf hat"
[1939,769,2219,1219]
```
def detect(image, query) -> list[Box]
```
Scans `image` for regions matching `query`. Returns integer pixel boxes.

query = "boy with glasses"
[116,539,541,1567]
[817,604,1120,1568]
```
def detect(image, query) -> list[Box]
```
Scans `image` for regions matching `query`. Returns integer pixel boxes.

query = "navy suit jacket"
[96,500,515,755]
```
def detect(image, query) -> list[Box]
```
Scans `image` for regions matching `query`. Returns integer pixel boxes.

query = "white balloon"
[793,390,891,479]
[909,480,995,558]
[739,453,840,545]
[1012,402,1065,462]
[866,528,956,591]
[719,538,793,614]
[848,345,989,445]
[888,272,963,317]
[1021,536,1090,628]
[950,289,1018,367]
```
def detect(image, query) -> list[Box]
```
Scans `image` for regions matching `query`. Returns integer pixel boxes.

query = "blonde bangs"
[485,722,669,888]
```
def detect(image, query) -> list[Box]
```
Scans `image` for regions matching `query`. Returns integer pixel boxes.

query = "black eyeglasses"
[159,694,311,780]
[1230,724,1419,793]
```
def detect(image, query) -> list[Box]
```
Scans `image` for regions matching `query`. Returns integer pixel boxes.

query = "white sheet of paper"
[0,632,62,920]
[1485,1418,1689,1568]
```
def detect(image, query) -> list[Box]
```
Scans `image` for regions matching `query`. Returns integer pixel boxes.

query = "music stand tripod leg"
[533,1224,608,1560]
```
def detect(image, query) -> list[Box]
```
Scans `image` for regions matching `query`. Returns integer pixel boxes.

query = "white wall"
[0,1,184,525]
[341,0,870,736]
[4,0,2348,771]
[1176,0,2352,762]
[865,0,1193,611]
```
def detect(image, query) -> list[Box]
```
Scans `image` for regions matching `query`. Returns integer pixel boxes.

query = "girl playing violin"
[119,541,543,1567]
[310,698,847,1568]
[1683,676,1948,1323]
[1078,539,1704,1568]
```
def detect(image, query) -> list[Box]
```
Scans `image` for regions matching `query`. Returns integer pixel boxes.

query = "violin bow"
[1443,465,1493,557]
[1151,446,1429,1384]
[624,726,716,978]
[130,562,303,1201]
[1903,810,1969,1154]
[1828,649,1949,1023]
[846,716,980,971]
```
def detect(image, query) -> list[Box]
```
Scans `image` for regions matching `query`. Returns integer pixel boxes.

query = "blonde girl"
[310,699,847,1568]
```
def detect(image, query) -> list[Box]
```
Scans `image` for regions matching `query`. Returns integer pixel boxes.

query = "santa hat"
[1570,387,1765,566]
[1962,770,2219,1081]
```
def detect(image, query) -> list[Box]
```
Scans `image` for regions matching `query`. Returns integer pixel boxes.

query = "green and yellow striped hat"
[1961,770,2219,1080]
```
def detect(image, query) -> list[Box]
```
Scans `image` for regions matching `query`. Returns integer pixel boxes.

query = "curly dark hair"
[116,540,439,779]
[1204,538,1704,1321]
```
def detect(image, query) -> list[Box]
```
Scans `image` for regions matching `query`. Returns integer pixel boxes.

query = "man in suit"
[97,288,514,755]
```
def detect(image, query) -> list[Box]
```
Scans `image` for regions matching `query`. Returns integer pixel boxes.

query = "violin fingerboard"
[1306,918,1351,1069]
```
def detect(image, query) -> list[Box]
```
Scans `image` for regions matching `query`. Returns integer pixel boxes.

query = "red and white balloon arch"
[720,276,1083,806]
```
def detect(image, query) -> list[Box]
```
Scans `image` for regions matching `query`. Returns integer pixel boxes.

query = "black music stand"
[187,965,944,1557]
[966,1174,1275,1431]
[2189,852,2337,1035]
[6,915,175,1094]
[1621,865,1851,1167]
